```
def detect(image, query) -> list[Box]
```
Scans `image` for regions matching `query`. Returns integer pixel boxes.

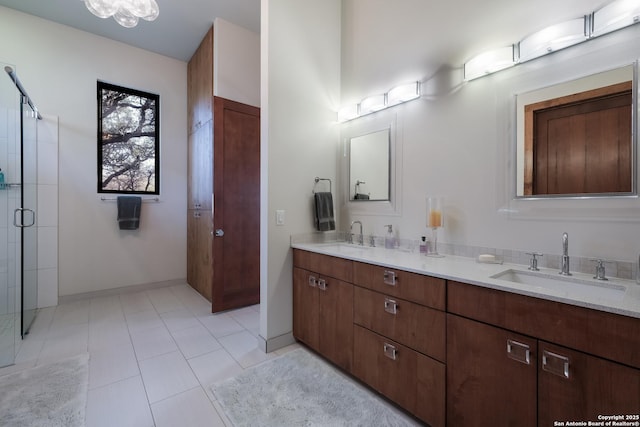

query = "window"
[97,81,159,194]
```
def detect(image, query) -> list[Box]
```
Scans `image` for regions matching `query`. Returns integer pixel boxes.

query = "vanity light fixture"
[338,104,359,122]
[464,46,516,81]
[464,0,640,81]
[387,81,421,107]
[592,0,640,37]
[359,94,387,115]
[83,0,159,28]
[518,18,588,63]
[338,81,421,122]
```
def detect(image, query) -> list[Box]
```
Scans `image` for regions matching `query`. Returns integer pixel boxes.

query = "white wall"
[214,18,261,107]
[0,7,188,296]
[260,0,341,350]
[341,2,640,266]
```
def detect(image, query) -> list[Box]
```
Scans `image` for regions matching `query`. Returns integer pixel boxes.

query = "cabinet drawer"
[353,262,445,310]
[293,249,352,282]
[353,325,445,427]
[448,280,640,369]
[353,286,445,362]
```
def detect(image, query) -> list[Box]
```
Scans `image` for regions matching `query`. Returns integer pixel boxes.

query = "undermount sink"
[491,269,627,301]
[318,243,371,254]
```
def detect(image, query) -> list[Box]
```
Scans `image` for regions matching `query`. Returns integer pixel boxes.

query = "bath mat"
[211,348,418,426]
[0,353,89,427]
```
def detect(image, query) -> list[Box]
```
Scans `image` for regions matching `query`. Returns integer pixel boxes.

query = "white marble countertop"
[291,241,640,319]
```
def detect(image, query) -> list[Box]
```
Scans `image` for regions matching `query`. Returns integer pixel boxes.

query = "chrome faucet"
[350,220,364,245]
[526,252,543,271]
[559,232,571,276]
[593,259,608,281]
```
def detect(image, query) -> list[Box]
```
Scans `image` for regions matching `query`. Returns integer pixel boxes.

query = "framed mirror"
[349,128,390,201]
[340,109,402,216]
[515,63,636,199]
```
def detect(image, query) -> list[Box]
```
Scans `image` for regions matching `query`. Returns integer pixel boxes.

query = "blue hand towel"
[117,196,142,230]
[314,192,335,231]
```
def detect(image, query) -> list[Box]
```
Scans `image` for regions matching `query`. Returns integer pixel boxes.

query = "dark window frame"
[97,81,160,195]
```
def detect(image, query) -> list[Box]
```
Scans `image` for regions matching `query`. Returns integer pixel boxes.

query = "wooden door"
[447,314,537,427]
[187,26,213,134]
[187,210,212,301]
[187,121,212,210]
[538,342,640,426]
[531,85,632,195]
[212,97,260,312]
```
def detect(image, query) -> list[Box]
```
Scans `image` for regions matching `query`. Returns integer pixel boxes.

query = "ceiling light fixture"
[83,0,159,28]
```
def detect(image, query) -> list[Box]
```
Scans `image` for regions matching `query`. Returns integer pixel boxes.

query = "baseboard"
[258,331,295,353]
[58,278,188,304]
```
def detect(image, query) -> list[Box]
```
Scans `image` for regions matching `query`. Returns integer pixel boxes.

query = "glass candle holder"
[426,196,444,257]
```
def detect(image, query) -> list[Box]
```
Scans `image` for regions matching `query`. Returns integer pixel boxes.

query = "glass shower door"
[0,62,18,367]
[19,95,37,337]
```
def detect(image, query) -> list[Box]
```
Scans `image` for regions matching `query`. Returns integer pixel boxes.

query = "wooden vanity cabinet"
[447,314,537,427]
[352,262,446,427]
[292,250,353,372]
[448,280,640,426]
[538,341,640,425]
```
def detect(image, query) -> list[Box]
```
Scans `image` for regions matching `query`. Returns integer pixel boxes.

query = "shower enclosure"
[0,62,39,367]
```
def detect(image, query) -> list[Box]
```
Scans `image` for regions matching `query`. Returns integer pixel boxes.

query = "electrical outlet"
[276,210,285,226]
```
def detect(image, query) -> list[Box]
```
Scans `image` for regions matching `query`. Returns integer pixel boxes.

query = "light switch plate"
[276,210,285,226]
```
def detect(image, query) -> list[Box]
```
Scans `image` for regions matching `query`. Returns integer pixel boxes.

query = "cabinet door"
[186,210,212,302]
[447,314,537,427]
[292,267,319,350]
[187,121,213,210]
[317,277,353,372]
[416,351,446,427]
[187,26,213,134]
[538,342,640,426]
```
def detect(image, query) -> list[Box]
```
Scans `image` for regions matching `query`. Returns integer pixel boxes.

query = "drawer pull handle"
[384,298,398,315]
[542,350,570,379]
[308,276,317,287]
[383,343,397,361]
[317,278,327,291]
[506,339,531,365]
[383,270,397,286]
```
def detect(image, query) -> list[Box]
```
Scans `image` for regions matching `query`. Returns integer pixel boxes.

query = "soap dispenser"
[384,225,396,249]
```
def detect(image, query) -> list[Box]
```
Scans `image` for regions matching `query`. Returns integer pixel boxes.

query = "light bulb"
[123,0,159,21]
[114,8,139,28]
[84,0,120,18]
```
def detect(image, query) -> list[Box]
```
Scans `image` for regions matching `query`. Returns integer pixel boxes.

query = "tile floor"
[0,283,301,427]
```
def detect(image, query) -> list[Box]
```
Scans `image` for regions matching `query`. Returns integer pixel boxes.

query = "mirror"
[349,128,390,201]
[515,64,636,198]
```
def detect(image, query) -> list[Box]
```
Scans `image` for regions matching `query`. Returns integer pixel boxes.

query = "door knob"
[214,229,224,237]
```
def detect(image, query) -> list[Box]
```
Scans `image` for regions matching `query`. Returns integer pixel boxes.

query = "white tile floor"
[0,283,301,427]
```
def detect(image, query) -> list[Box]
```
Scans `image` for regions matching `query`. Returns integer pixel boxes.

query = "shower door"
[0,63,39,367]
[19,94,37,336]
[0,63,18,366]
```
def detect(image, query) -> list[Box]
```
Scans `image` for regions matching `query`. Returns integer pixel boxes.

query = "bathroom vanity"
[291,243,640,427]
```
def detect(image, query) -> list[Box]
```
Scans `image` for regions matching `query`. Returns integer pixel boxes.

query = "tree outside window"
[97,81,159,194]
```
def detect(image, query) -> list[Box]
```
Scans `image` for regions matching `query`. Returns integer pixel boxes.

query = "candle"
[428,209,442,228]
